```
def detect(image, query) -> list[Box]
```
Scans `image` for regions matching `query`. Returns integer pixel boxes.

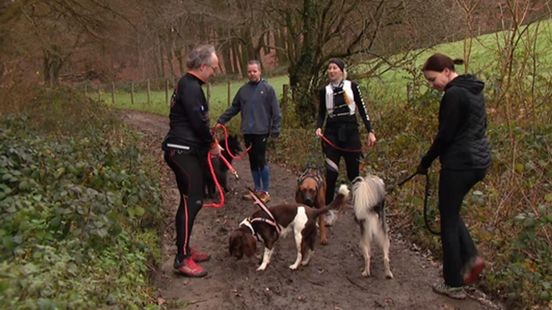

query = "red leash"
[202,124,247,208]
[215,123,251,159]
[202,152,229,208]
[320,134,363,153]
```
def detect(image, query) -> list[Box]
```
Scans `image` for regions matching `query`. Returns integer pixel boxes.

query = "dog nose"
[305,197,313,205]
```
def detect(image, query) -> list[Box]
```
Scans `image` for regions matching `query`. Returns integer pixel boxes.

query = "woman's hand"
[315,128,323,137]
[366,132,377,149]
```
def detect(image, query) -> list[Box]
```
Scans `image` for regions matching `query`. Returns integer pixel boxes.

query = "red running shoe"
[191,248,211,262]
[463,256,485,285]
[174,257,207,277]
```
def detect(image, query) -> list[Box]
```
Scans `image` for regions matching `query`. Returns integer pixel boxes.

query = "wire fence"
[77,78,291,112]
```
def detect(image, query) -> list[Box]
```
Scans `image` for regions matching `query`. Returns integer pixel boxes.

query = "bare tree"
[265,0,448,124]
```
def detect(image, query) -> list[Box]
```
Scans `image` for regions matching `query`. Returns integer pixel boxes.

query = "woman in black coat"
[418,53,491,299]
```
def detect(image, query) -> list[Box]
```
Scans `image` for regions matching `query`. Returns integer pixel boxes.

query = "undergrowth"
[0,87,162,308]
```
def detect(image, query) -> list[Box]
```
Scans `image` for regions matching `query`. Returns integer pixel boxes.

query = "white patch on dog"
[352,175,393,279]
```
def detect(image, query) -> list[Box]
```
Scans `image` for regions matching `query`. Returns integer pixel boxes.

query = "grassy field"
[94,75,289,118]
[359,19,552,106]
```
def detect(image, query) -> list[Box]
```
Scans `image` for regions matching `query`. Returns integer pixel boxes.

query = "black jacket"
[421,75,491,170]
[162,73,213,153]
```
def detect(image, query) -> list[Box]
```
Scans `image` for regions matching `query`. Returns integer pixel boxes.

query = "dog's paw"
[256,265,267,271]
[289,263,300,270]
[320,238,329,246]
[385,271,394,279]
[361,269,371,277]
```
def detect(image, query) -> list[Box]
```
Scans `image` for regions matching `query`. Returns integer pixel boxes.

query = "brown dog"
[295,167,329,245]
[229,185,349,271]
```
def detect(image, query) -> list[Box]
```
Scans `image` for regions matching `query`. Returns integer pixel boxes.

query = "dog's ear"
[229,230,244,259]
[295,187,303,203]
[243,234,257,257]
[316,181,326,208]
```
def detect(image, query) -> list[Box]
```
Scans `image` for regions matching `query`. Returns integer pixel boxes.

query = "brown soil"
[122,110,501,310]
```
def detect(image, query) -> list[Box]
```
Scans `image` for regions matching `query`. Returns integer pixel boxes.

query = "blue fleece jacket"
[217,79,281,136]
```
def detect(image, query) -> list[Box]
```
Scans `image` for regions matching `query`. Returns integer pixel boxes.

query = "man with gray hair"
[217,60,281,203]
[162,44,220,277]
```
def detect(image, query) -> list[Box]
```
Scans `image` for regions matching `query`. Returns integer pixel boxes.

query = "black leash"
[393,172,440,236]
[421,173,440,235]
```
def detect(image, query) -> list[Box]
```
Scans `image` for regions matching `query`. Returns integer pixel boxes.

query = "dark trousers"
[323,124,361,204]
[243,134,269,170]
[164,149,204,260]
[438,168,486,287]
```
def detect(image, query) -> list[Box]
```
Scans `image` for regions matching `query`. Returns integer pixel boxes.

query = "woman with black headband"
[315,58,376,211]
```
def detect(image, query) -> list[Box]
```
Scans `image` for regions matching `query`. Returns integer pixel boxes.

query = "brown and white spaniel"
[229,185,349,271]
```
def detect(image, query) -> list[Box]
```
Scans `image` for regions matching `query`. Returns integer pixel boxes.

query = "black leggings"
[439,168,486,287]
[164,149,205,260]
[323,124,361,204]
[243,134,269,170]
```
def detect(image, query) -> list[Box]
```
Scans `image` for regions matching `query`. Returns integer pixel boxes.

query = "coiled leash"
[202,147,237,208]
[393,172,440,236]
[203,125,248,208]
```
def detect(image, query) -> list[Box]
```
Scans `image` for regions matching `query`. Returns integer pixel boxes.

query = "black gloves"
[416,164,428,175]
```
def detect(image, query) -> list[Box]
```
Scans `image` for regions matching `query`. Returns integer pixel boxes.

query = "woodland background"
[0,0,551,308]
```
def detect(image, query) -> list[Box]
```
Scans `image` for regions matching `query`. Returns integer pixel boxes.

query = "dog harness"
[325,80,356,118]
[239,218,262,241]
[297,167,324,190]
[248,188,282,234]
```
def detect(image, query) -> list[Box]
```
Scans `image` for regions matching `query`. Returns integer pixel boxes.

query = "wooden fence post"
[165,79,169,105]
[111,82,115,105]
[282,84,289,113]
[130,82,135,105]
[227,80,231,106]
[406,82,412,105]
[147,79,151,105]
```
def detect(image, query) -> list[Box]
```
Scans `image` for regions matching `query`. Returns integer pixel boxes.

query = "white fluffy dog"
[352,175,393,279]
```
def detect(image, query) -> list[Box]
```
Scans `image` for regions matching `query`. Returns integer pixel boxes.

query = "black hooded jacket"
[421,74,491,170]
[162,73,213,154]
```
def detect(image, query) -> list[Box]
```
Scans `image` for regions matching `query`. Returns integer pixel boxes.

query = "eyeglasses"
[204,64,218,72]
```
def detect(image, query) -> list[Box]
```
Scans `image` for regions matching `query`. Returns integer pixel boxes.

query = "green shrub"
[0,88,162,308]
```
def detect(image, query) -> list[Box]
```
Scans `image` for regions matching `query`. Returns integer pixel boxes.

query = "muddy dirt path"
[122,110,500,310]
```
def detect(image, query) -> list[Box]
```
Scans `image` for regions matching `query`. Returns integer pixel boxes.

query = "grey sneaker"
[432,282,467,300]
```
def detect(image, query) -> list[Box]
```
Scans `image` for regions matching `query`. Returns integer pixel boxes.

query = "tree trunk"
[274,28,288,66]
[289,0,320,124]
[221,42,234,75]
[176,48,185,76]
[42,46,64,86]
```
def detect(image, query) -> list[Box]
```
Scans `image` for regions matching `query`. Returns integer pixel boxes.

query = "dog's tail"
[352,175,385,219]
[312,184,350,218]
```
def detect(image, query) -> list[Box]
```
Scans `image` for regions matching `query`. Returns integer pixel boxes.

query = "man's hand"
[209,141,222,156]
